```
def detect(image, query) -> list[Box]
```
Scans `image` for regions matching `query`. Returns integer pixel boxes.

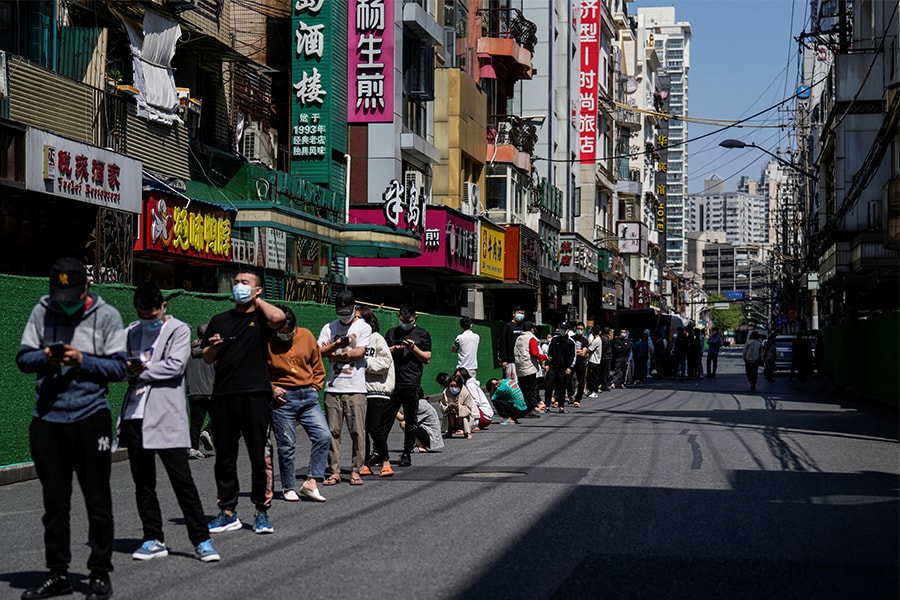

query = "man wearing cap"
[203,268,286,535]
[16,258,127,600]
[318,290,372,486]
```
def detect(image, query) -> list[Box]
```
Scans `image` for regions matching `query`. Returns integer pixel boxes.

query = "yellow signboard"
[479,221,505,281]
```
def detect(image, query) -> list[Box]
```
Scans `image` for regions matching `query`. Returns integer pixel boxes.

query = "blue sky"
[630,0,811,194]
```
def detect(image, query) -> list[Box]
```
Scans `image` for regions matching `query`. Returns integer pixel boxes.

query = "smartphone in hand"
[49,341,66,356]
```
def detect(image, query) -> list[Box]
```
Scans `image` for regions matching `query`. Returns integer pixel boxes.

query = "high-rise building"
[637,7,691,273]
[690,175,768,246]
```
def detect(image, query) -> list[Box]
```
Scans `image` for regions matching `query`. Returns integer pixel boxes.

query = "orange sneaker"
[359,465,373,476]
[379,464,395,477]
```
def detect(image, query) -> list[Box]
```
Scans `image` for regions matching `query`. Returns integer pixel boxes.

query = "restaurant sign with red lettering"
[137,192,235,262]
[25,128,141,213]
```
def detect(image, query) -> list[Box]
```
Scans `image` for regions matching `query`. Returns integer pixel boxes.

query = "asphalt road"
[1,347,897,600]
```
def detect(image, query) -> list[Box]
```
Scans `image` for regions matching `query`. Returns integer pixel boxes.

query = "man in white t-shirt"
[452,316,480,380]
[318,290,372,486]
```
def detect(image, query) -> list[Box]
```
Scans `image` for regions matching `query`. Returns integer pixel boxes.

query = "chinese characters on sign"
[27,129,141,213]
[140,194,233,261]
[381,179,426,233]
[348,0,394,122]
[578,0,600,163]
[479,222,505,281]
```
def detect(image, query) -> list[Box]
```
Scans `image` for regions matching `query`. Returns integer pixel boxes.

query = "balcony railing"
[487,114,538,154]
[478,8,537,54]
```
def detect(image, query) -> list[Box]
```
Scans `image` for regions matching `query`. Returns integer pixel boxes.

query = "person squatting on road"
[17,257,127,600]
[118,282,220,564]
[318,290,371,487]
[203,268,286,535]
[268,306,329,503]
[439,373,476,439]
[486,378,530,424]
[383,304,433,468]
[355,305,396,478]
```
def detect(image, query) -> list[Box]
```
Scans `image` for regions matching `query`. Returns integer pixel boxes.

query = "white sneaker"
[588,392,599,398]
[283,489,300,502]
[199,430,214,452]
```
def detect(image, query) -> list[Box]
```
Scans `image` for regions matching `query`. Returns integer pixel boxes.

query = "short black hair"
[436,372,450,387]
[513,306,523,313]
[521,320,533,332]
[460,316,472,329]
[455,367,471,382]
[399,304,416,319]
[276,305,296,330]
[236,267,264,288]
[133,281,164,311]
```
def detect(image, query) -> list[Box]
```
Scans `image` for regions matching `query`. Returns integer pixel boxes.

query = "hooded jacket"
[17,294,128,423]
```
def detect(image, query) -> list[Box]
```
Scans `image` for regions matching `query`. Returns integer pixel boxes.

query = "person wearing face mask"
[268,306,329,502]
[612,329,633,389]
[16,258,127,600]
[383,304,433,467]
[202,268,286,536]
[118,282,221,564]
[439,374,476,439]
[498,306,525,379]
[318,290,372,486]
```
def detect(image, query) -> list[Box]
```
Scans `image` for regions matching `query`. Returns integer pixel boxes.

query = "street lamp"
[719,139,818,182]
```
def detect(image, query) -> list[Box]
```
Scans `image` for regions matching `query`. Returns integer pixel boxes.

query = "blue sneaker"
[252,511,273,534]
[132,539,168,560]
[208,510,242,533]
[194,539,221,562]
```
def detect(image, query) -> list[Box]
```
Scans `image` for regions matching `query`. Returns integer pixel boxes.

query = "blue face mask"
[140,317,164,334]
[514,313,524,322]
[448,387,461,395]
[233,283,254,305]
[399,320,415,331]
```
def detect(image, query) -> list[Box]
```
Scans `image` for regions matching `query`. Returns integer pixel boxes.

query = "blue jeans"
[271,387,330,490]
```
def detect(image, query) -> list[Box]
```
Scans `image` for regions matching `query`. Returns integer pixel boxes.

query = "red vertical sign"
[579,0,599,164]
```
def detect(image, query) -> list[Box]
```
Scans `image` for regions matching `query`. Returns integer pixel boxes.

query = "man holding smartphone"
[16,258,127,600]
[202,269,285,535]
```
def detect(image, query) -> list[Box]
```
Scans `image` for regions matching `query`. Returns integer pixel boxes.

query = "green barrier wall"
[1,275,503,468]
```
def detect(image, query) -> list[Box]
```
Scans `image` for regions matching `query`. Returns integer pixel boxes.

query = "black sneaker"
[85,575,112,600]
[398,452,412,467]
[21,572,72,599]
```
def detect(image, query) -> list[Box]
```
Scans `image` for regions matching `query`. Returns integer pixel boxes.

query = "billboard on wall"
[349,206,474,274]
[348,0,394,123]
[578,0,599,164]
[137,193,234,261]
[479,220,505,281]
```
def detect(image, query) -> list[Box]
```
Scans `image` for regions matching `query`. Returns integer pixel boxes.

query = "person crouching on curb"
[439,373,475,439]
[118,282,220,563]
[486,378,529,424]
[396,398,445,453]
[268,306,329,503]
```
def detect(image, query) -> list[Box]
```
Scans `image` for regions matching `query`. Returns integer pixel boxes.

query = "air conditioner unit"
[404,170,424,199]
[462,182,480,216]
[242,122,277,169]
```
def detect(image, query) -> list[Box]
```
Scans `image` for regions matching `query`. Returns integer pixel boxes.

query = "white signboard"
[25,128,142,213]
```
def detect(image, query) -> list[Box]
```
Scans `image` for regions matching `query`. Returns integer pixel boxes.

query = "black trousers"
[550,369,570,407]
[587,362,602,393]
[707,353,719,376]
[600,359,612,390]
[121,419,209,546]
[188,395,214,450]
[212,393,273,513]
[365,394,388,462]
[518,373,538,411]
[492,398,529,420]
[30,410,114,575]
[379,385,420,457]
[572,362,587,401]
[614,359,628,386]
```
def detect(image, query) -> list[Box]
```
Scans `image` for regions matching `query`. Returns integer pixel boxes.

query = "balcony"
[819,241,852,285]
[476,8,537,82]
[614,106,641,129]
[851,232,900,274]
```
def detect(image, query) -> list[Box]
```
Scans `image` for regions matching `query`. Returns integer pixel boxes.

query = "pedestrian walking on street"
[185,323,216,459]
[570,323,590,405]
[319,290,371,487]
[16,257,127,600]
[203,268,286,535]
[706,327,723,378]
[632,332,649,384]
[612,329,633,389]
[743,331,764,391]
[513,320,546,412]
[547,323,576,412]
[268,306,329,503]
[498,306,525,380]
[452,316,479,381]
[355,306,396,478]
[119,282,220,564]
[586,326,604,397]
[384,304,433,467]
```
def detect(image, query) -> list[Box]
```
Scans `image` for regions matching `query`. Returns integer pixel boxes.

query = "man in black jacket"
[612,329,633,389]
[547,323,576,413]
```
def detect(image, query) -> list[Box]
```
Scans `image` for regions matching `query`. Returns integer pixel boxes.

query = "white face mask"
[276,330,295,341]
[338,314,354,325]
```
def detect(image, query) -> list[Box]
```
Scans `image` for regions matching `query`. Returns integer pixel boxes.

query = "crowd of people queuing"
[16,258,814,600]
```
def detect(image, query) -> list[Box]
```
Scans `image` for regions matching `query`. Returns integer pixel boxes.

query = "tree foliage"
[707,293,742,331]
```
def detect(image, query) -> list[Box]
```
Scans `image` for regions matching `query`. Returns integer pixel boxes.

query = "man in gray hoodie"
[16,258,127,600]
